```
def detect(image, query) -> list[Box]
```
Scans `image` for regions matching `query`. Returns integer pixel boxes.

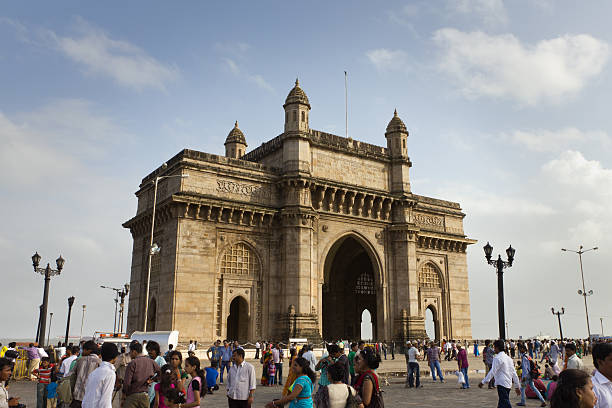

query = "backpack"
[345,385,360,408]
[526,355,540,379]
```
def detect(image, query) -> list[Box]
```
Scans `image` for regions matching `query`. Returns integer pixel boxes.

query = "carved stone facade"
[123,80,475,343]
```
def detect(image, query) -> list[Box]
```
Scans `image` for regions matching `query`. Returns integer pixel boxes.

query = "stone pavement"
[9,355,595,407]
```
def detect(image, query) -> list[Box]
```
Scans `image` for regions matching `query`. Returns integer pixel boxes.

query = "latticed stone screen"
[419,263,441,288]
[221,243,260,276]
[354,271,376,295]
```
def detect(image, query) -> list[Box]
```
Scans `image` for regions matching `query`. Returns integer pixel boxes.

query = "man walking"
[483,340,496,389]
[518,343,546,407]
[302,345,317,372]
[274,343,284,386]
[426,341,444,383]
[348,343,358,385]
[227,348,255,408]
[122,342,160,408]
[255,341,261,360]
[479,339,521,408]
[457,344,469,389]
[207,340,222,384]
[565,343,584,370]
[71,341,101,408]
[220,340,233,384]
[405,342,421,388]
[82,343,119,408]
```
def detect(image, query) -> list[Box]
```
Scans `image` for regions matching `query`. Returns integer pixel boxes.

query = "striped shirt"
[36,365,54,384]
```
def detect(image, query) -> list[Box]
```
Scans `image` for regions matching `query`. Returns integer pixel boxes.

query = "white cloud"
[508,128,611,152]
[542,150,612,191]
[366,49,410,72]
[220,56,274,93]
[433,29,609,105]
[449,0,508,26]
[47,18,179,91]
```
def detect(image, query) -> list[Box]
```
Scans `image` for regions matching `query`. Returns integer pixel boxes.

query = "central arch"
[227,296,249,342]
[322,235,380,340]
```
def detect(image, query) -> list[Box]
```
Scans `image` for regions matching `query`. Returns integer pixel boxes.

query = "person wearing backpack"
[313,362,361,408]
[518,343,547,407]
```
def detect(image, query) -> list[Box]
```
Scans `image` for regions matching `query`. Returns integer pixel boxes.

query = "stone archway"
[425,305,440,341]
[227,296,249,342]
[323,236,378,340]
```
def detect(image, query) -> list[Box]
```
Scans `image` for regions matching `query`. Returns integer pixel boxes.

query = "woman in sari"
[265,357,316,408]
[283,347,298,396]
[261,344,274,385]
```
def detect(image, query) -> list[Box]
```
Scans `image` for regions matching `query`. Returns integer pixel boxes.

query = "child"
[46,371,58,408]
[33,357,54,408]
[267,358,276,386]
[205,362,219,394]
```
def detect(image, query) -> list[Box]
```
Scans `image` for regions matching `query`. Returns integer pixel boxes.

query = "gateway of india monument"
[123,79,476,344]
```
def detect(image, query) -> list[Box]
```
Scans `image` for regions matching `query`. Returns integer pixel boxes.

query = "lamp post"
[79,305,86,342]
[143,164,188,332]
[119,284,130,334]
[561,246,597,338]
[100,285,121,335]
[483,242,515,340]
[551,307,565,340]
[600,317,605,337]
[32,252,65,346]
[65,296,75,345]
[47,312,53,346]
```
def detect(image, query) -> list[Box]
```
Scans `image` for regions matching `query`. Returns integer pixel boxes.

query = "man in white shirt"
[227,348,256,408]
[405,342,421,388]
[566,343,585,371]
[302,345,317,372]
[82,342,119,408]
[255,341,261,360]
[592,342,612,408]
[479,339,521,408]
[59,346,78,377]
[188,340,196,352]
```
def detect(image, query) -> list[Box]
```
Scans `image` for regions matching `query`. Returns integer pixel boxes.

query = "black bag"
[345,385,360,408]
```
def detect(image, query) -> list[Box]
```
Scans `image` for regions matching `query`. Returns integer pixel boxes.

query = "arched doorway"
[323,236,378,340]
[361,309,373,341]
[147,298,157,332]
[227,296,248,342]
[425,306,436,340]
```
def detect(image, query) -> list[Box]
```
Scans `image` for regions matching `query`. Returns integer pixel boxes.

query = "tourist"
[227,348,256,408]
[220,340,233,384]
[546,375,558,401]
[275,343,285,386]
[302,345,317,373]
[457,344,469,389]
[163,345,174,361]
[283,348,298,397]
[0,358,21,407]
[566,343,585,371]
[479,339,521,408]
[353,347,383,408]
[315,346,332,389]
[205,361,219,395]
[154,364,185,408]
[391,341,395,360]
[206,340,222,383]
[265,356,315,408]
[188,341,195,353]
[444,339,452,361]
[255,341,261,360]
[348,343,358,385]
[261,344,274,386]
[591,342,612,407]
[548,341,561,375]
[427,341,444,383]
[71,341,101,408]
[518,343,547,407]
[483,340,496,389]
[146,341,166,406]
[59,347,77,378]
[22,343,41,381]
[535,339,542,360]
[328,344,349,385]
[33,356,54,408]
[551,369,597,408]
[510,340,516,359]
[405,341,421,388]
[81,342,119,408]
[357,341,365,352]
[114,341,138,408]
[474,341,480,357]
[183,356,205,408]
[122,342,160,408]
[167,350,188,387]
[382,342,387,360]
[313,362,360,408]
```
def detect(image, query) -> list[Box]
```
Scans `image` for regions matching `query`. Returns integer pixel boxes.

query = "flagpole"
[344,71,348,139]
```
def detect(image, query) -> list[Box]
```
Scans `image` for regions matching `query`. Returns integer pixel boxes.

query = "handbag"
[345,385,360,408]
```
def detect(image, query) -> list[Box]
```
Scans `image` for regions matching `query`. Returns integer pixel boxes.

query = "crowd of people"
[0,337,610,408]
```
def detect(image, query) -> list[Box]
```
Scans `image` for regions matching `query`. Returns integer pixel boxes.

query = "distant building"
[123,79,475,343]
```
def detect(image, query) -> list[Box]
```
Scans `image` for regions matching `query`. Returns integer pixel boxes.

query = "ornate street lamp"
[119,283,130,334]
[32,252,65,346]
[483,242,515,340]
[561,246,597,338]
[79,305,86,342]
[551,307,565,340]
[65,296,75,345]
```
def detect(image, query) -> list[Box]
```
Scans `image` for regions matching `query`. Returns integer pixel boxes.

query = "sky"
[1,0,611,342]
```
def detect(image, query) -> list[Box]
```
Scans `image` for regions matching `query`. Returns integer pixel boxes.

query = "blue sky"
[2,1,612,341]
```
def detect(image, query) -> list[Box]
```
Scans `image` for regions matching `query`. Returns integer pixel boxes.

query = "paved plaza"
[8,355,595,407]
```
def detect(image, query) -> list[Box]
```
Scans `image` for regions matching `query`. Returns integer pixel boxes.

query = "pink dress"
[154,383,175,408]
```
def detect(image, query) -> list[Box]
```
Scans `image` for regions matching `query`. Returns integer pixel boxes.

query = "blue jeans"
[407,362,420,387]
[520,378,545,404]
[461,367,469,388]
[275,363,283,385]
[430,360,444,381]
[220,360,231,383]
[497,386,512,408]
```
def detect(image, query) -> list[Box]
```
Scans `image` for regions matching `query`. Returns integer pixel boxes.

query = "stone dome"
[224,121,247,145]
[284,78,310,108]
[386,109,407,134]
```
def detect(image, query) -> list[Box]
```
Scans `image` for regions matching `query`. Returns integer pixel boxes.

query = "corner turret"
[224,121,247,159]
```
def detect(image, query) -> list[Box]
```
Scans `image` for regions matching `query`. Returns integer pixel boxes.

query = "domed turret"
[283,78,311,132]
[224,121,247,159]
[385,109,408,159]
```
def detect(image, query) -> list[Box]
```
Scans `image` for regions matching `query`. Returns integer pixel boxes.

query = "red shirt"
[35,364,54,384]
[458,349,469,368]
